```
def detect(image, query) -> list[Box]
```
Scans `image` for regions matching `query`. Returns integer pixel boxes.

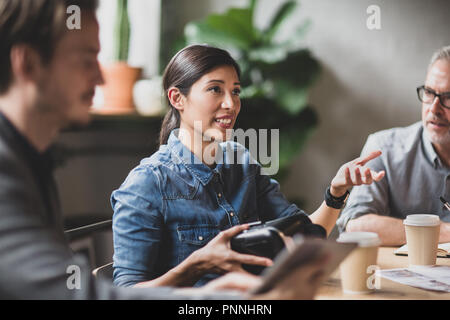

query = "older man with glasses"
[337,46,450,246]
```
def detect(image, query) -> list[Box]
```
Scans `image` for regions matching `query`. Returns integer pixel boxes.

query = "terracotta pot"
[97,62,142,114]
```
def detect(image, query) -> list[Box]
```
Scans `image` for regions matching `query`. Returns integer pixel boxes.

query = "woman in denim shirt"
[111,45,385,288]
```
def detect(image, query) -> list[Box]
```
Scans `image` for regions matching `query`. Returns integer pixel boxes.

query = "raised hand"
[330,150,385,197]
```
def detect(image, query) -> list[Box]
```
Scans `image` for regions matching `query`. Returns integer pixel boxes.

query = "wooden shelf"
[64,112,164,132]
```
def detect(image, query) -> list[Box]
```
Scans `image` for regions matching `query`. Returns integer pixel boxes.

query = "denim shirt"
[111,130,307,287]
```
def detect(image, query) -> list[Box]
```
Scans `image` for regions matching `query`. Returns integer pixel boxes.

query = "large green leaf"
[184,7,257,51]
[185,21,247,50]
[207,10,255,43]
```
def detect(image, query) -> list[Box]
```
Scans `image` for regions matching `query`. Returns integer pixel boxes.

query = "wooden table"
[317,247,450,300]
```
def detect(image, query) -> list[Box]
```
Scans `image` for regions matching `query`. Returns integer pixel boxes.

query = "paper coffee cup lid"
[336,232,381,247]
[403,214,440,227]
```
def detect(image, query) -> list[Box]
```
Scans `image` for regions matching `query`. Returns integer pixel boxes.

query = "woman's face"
[179,65,241,143]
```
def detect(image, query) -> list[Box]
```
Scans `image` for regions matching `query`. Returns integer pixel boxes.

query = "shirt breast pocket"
[162,174,200,200]
[176,224,220,263]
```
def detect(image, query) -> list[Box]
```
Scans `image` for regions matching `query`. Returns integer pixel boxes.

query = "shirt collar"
[422,125,442,169]
[166,129,224,186]
[0,111,54,174]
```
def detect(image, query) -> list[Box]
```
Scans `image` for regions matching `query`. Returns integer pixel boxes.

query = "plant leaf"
[115,0,130,61]
[280,19,311,51]
[263,0,297,44]
[249,49,320,113]
[184,8,256,51]
[246,19,311,65]
[185,21,247,50]
[248,45,288,64]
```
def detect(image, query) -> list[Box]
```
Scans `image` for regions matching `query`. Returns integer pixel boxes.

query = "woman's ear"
[167,87,185,111]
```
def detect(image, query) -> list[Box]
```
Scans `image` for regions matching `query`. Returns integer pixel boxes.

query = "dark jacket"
[0,112,237,300]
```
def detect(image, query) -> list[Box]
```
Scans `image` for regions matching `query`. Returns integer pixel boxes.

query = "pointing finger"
[355,150,382,166]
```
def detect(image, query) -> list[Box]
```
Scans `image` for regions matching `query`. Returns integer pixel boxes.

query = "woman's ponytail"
[159,107,180,146]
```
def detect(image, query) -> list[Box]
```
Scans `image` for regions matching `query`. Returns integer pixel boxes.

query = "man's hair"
[429,45,450,69]
[0,0,99,94]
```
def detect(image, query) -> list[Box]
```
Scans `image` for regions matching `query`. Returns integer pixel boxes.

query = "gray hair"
[429,45,450,69]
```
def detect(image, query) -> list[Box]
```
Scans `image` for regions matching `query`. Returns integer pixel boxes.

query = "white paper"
[377,266,450,292]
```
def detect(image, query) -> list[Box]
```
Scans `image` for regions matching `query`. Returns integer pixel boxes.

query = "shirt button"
[218,193,222,198]
[198,236,203,241]
[230,212,234,217]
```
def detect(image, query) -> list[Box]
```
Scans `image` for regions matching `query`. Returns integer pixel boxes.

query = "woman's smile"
[214,115,234,129]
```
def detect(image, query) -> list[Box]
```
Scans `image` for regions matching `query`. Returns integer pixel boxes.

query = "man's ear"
[167,87,186,111]
[10,44,44,84]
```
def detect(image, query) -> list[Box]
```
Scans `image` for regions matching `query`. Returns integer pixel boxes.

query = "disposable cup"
[337,232,381,294]
[403,214,440,266]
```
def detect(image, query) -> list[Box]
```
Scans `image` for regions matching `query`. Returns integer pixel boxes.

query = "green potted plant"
[178,0,320,182]
[99,0,141,114]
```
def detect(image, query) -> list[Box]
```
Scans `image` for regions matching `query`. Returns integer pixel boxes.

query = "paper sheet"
[377,266,450,292]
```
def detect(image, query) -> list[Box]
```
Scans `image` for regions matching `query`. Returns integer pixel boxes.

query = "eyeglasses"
[417,85,450,109]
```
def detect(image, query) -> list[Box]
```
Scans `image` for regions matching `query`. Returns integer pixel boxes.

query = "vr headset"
[230,213,326,274]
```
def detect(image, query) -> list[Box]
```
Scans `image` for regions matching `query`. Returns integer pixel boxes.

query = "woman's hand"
[186,224,273,276]
[177,254,330,299]
[135,224,272,288]
[330,150,385,197]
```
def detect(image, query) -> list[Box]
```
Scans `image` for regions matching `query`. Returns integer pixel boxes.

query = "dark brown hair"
[0,0,99,94]
[159,44,241,146]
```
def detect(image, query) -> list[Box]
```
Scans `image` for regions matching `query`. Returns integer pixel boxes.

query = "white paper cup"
[337,232,381,294]
[403,214,440,267]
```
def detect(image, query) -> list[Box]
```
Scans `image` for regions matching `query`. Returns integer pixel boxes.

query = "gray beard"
[424,125,450,150]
